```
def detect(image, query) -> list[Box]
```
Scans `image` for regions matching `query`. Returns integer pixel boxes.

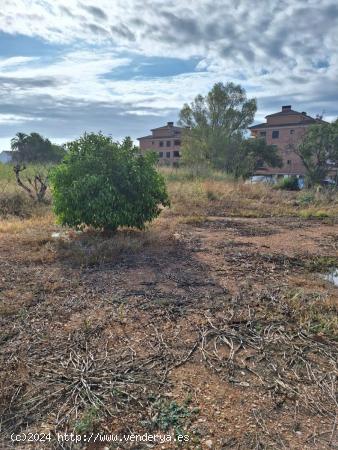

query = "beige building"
[137,122,183,164]
[249,105,325,179]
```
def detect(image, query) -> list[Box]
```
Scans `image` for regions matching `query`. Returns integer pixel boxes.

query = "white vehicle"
[249,175,275,184]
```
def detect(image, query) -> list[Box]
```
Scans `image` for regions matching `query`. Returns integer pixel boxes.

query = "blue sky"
[0,0,337,149]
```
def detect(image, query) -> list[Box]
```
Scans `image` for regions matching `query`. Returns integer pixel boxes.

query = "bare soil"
[0,215,337,449]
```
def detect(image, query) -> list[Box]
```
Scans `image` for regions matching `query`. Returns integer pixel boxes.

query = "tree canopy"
[50,133,169,231]
[11,132,66,163]
[179,82,258,171]
[178,82,284,178]
[227,138,283,179]
[295,120,338,186]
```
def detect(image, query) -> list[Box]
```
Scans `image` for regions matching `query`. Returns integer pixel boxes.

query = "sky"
[0,0,337,150]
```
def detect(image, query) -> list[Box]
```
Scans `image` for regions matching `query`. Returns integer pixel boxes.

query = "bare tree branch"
[13,164,48,202]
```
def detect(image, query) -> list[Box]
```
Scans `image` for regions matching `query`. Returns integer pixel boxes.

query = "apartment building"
[249,105,326,180]
[137,122,183,164]
[0,150,14,164]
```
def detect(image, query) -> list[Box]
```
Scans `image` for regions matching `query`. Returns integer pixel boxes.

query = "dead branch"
[13,164,48,202]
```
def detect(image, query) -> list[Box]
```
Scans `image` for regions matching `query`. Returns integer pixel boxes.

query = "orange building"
[137,121,183,164]
[249,105,325,180]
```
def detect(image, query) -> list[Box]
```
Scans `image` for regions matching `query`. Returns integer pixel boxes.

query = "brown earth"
[0,214,337,450]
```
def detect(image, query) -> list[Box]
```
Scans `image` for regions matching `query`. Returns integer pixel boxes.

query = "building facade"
[138,122,183,164]
[249,105,325,179]
[0,151,14,164]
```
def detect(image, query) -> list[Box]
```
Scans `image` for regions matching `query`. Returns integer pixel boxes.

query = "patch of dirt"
[0,216,337,449]
[196,217,279,236]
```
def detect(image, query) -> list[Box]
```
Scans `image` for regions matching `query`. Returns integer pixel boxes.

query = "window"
[259,131,266,137]
[152,141,154,145]
[272,130,279,139]
[159,141,164,147]
[159,152,163,157]
[174,130,180,135]
[166,141,171,147]
[174,140,181,146]
[290,129,294,134]
[173,151,180,157]
[287,160,292,165]
[166,151,170,158]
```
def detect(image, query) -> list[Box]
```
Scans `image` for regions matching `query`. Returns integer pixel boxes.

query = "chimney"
[167,121,174,127]
[282,105,291,111]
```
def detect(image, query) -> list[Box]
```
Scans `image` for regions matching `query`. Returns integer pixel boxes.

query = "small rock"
[205,440,213,448]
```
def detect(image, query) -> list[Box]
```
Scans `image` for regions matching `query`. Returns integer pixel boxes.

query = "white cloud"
[0,113,42,124]
[0,56,39,69]
[0,0,337,148]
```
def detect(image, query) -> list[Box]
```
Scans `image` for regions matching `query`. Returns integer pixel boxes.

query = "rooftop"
[248,119,319,130]
[150,121,183,132]
[265,105,313,120]
[249,105,326,130]
[138,121,183,141]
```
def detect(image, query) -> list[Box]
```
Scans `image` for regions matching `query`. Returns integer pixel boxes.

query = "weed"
[179,215,207,225]
[74,406,100,434]
[82,318,92,332]
[145,397,198,436]
[283,288,338,337]
[298,191,315,206]
[305,256,338,272]
[299,209,330,219]
[206,189,219,201]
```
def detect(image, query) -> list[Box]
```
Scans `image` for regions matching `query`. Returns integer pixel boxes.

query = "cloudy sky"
[0,0,337,149]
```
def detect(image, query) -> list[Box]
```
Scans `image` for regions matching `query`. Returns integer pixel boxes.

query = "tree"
[10,132,28,155]
[295,120,338,187]
[50,133,170,231]
[178,82,257,170]
[228,138,283,179]
[11,132,66,163]
[13,164,48,202]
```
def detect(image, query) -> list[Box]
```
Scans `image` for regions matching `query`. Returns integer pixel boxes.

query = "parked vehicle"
[321,179,336,187]
[249,175,275,184]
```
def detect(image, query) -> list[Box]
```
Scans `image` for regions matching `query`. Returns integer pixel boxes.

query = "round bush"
[276,176,300,191]
[50,133,169,230]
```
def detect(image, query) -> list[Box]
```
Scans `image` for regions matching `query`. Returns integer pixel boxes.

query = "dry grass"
[1,163,338,223]
[0,163,52,221]
[55,218,179,267]
[284,289,338,337]
[165,176,338,219]
[0,212,54,234]
[1,168,338,448]
[174,180,338,220]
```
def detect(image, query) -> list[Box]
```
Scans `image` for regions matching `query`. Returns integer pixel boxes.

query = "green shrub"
[298,191,315,205]
[276,176,300,191]
[50,133,169,230]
